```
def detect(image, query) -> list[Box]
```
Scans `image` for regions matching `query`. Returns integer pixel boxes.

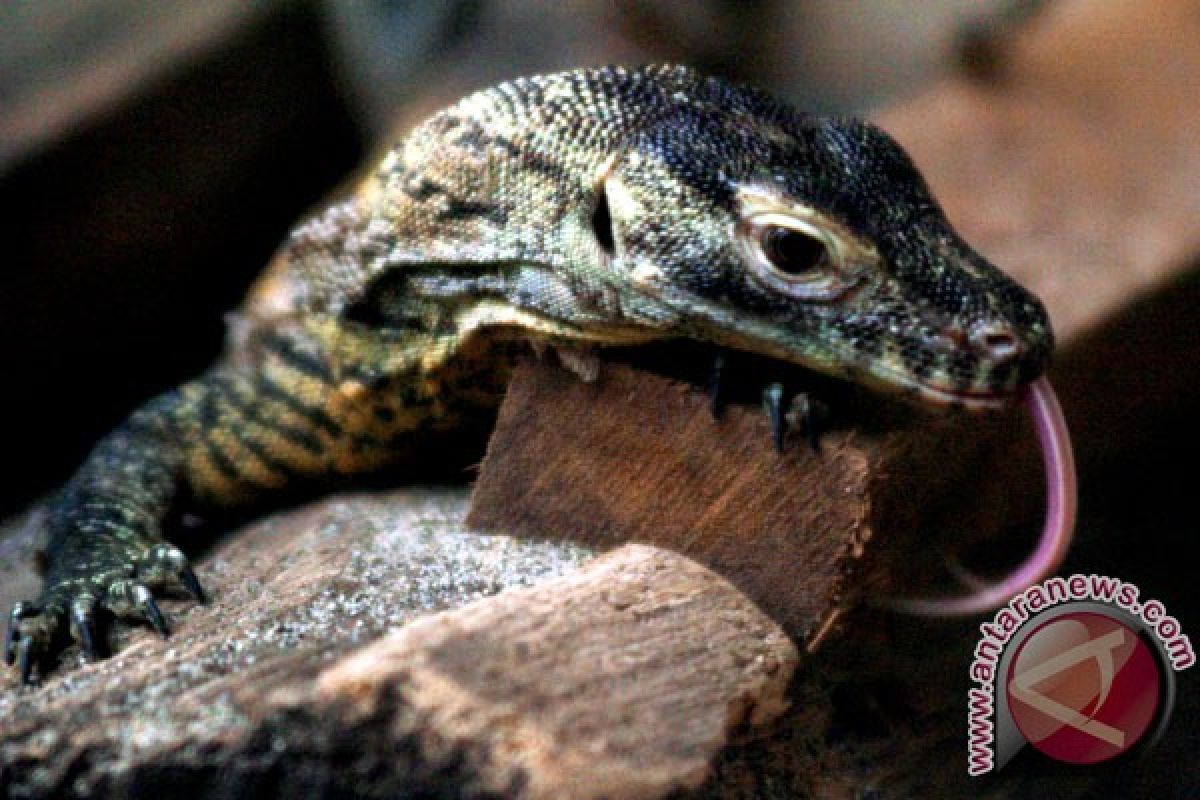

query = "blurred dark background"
[0,0,1013,516]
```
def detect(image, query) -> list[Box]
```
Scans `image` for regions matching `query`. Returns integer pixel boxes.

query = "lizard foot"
[761,381,826,454]
[708,352,827,452]
[784,389,825,453]
[4,543,207,684]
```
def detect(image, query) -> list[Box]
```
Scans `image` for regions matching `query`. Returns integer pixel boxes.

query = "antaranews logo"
[966,574,1193,775]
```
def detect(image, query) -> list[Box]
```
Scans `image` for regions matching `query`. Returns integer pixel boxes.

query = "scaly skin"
[5,65,1052,683]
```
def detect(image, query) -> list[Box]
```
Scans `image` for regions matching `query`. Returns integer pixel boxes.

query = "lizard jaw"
[853,358,1021,411]
[912,381,1014,411]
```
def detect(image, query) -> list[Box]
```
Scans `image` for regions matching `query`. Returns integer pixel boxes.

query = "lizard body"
[5,65,1052,683]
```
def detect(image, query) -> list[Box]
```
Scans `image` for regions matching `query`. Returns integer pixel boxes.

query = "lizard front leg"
[6,392,210,676]
[4,323,470,684]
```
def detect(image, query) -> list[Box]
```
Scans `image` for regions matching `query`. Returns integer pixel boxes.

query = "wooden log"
[317,544,797,800]
[466,353,1007,643]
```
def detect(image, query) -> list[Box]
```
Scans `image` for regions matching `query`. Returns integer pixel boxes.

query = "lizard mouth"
[846,348,1026,412]
[913,381,1014,411]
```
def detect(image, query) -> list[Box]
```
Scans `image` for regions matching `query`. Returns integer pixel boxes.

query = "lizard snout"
[913,319,1042,406]
[968,322,1024,364]
[932,322,1024,364]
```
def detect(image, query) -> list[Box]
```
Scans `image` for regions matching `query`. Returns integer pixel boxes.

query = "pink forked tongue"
[893,377,1078,615]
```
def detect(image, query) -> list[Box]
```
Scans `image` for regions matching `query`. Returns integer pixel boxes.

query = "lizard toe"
[106,579,172,638]
[6,603,67,685]
[761,382,788,452]
[135,543,209,604]
[786,391,826,453]
[17,634,35,685]
[68,595,105,660]
[4,602,34,666]
[179,565,209,605]
[708,351,728,419]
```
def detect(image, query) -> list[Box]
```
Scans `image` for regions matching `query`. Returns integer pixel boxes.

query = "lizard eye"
[761,227,828,275]
[737,213,859,301]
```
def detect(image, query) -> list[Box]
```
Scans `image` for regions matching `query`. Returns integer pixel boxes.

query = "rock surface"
[0,490,591,797]
[317,545,796,800]
[0,497,799,800]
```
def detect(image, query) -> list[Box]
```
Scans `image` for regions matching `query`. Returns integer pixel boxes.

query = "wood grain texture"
[318,544,797,800]
[466,355,1011,642]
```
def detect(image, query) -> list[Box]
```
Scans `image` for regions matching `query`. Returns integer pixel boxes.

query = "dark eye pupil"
[763,228,826,275]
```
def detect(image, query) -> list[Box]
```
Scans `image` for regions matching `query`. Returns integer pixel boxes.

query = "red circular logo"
[1005,612,1161,764]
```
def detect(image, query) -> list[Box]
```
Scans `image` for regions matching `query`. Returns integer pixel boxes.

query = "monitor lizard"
[4,65,1053,684]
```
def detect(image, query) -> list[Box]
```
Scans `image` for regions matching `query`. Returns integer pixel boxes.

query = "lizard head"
[597,88,1053,409]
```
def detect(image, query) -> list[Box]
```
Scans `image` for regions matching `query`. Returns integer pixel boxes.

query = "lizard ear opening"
[591,182,616,255]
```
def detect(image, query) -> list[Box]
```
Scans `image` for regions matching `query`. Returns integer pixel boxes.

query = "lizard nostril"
[971,326,1022,362]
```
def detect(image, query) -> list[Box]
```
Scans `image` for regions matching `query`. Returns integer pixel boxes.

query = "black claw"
[708,352,727,419]
[141,596,171,638]
[794,392,822,453]
[78,623,98,660]
[71,605,100,660]
[4,610,18,666]
[5,603,32,666]
[17,637,34,685]
[180,566,209,605]
[763,382,786,453]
